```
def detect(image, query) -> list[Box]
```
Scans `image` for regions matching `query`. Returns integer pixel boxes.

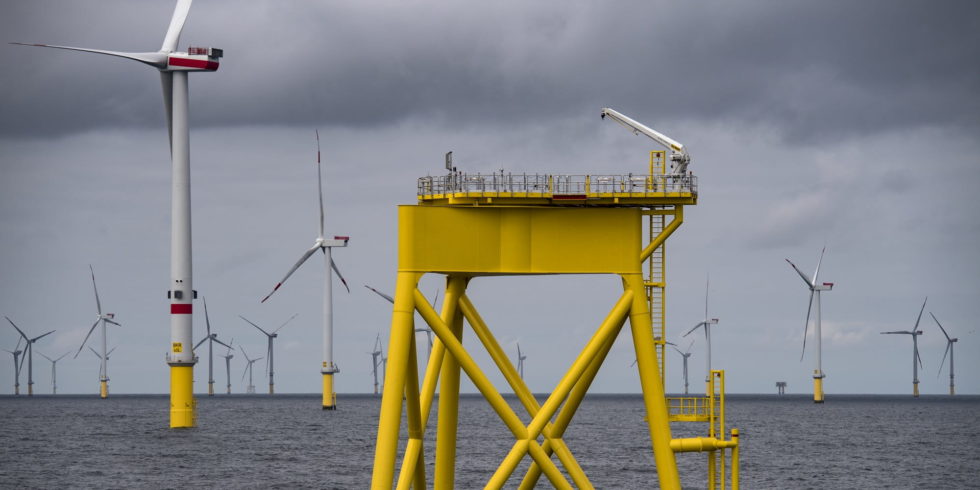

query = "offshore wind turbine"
[75,265,121,399]
[240,346,263,394]
[193,298,231,396]
[4,339,24,395]
[881,297,927,397]
[88,346,117,380]
[240,314,296,395]
[222,338,235,394]
[6,318,54,396]
[261,131,350,410]
[370,334,383,395]
[15,0,223,428]
[671,340,695,395]
[517,343,527,379]
[786,248,834,403]
[931,312,958,396]
[683,276,720,394]
[39,352,70,395]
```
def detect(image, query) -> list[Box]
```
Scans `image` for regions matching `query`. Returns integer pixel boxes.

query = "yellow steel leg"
[322,373,337,410]
[625,274,681,490]
[371,272,420,489]
[731,429,740,490]
[813,377,824,403]
[169,365,195,428]
[396,331,426,490]
[100,380,108,399]
[434,275,468,489]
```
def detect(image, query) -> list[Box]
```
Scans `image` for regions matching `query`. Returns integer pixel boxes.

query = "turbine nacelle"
[167,47,222,72]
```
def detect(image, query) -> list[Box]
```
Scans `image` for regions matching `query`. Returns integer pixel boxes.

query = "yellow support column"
[814,376,825,403]
[434,275,467,489]
[169,365,195,428]
[322,373,336,409]
[100,380,108,399]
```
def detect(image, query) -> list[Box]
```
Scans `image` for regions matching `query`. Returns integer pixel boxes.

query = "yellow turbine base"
[169,366,196,428]
[208,382,214,396]
[322,373,337,410]
[813,378,824,403]
[913,383,919,398]
[100,380,108,399]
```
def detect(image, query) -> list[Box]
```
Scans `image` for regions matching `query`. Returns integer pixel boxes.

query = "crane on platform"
[600,108,691,174]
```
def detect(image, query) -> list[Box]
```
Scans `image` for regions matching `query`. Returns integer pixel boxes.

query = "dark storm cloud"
[1,0,977,142]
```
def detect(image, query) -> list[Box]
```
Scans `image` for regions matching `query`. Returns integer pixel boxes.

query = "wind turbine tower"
[240,314,296,395]
[370,334,383,395]
[261,131,350,410]
[222,338,235,394]
[517,343,527,379]
[15,0,223,427]
[40,352,69,395]
[786,248,834,403]
[4,339,24,395]
[683,277,720,394]
[240,346,262,394]
[194,299,231,396]
[5,318,54,396]
[881,297,927,397]
[76,266,121,398]
[931,312,958,396]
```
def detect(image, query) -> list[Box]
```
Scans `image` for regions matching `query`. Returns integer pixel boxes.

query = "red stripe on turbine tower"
[171,304,193,314]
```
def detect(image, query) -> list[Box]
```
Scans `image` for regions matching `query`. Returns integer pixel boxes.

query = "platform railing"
[418,172,697,197]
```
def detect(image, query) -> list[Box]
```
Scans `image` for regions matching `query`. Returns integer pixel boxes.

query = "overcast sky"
[1,0,978,398]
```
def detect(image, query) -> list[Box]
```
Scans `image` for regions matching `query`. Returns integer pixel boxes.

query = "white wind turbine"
[4,338,24,395]
[517,343,528,379]
[365,285,434,361]
[14,0,222,427]
[222,338,235,394]
[240,346,262,394]
[261,131,350,410]
[683,276,720,393]
[5,318,54,396]
[88,346,117,379]
[240,314,296,395]
[786,248,834,403]
[39,352,70,395]
[370,334,384,395]
[193,298,231,396]
[881,297,927,397]
[671,340,696,395]
[75,265,121,399]
[931,312,958,396]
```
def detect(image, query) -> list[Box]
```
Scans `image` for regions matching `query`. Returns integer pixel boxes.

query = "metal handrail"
[418,172,697,197]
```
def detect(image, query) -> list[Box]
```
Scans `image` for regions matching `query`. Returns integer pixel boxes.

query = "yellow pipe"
[169,365,195,428]
[322,373,336,409]
[100,380,108,399]
[371,272,420,489]
[434,276,468,489]
[732,429,740,490]
[487,440,530,488]
[403,331,427,490]
[527,440,573,490]
[625,273,681,490]
[669,437,738,452]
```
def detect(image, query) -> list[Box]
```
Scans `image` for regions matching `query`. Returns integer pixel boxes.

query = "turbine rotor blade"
[938,343,951,377]
[193,336,209,351]
[364,285,395,304]
[273,313,298,334]
[161,0,193,53]
[786,258,814,288]
[915,345,923,370]
[930,312,951,341]
[683,322,704,338]
[105,318,122,327]
[880,331,913,335]
[203,297,212,337]
[11,43,167,68]
[32,330,55,342]
[330,259,350,293]
[75,320,101,358]
[5,317,30,343]
[261,245,320,303]
[316,130,325,239]
[812,247,826,285]
[90,265,103,315]
[239,316,271,336]
[913,297,927,330]
[801,290,814,361]
[212,337,232,350]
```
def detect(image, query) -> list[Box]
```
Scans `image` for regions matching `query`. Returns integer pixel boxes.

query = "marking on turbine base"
[172,342,183,353]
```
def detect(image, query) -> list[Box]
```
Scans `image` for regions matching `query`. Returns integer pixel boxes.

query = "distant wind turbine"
[240,314,296,395]
[931,312,958,396]
[786,248,834,403]
[370,334,384,395]
[222,338,235,394]
[193,298,231,396]
[4,338,24,395]
[6,318,54,396]
[39,352,70,395]
[683,276,719,393]
[881,297,927,397]
[75,265,121,399]
[671,340,696,395]
[261,131,350,410]
[240,346,262,394]
[517,343,527,379]
[365,284,433,361]
[88,346,117,380]
[13,0,224,429]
